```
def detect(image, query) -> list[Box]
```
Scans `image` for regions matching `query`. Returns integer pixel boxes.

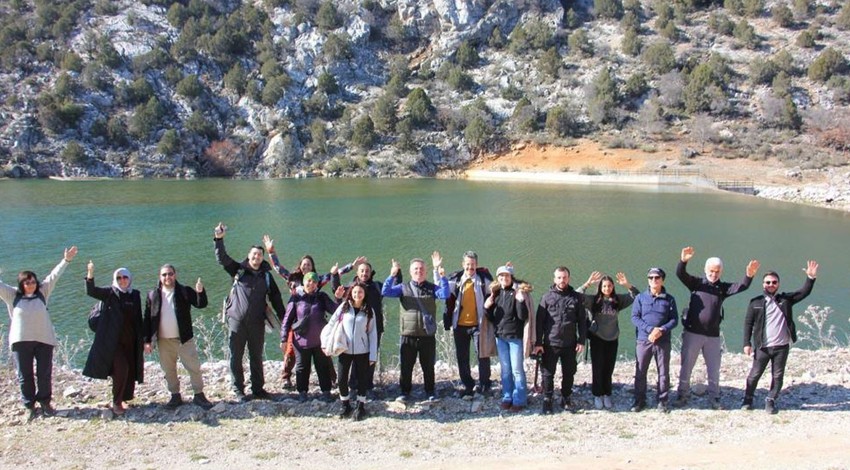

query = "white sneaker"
[594,396,604,409]
[603,395,613,409]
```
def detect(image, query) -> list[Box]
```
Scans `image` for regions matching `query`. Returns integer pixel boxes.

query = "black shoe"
[741,397,753,411]
[561,397,574,413]
[39,401,56,417]
[672,394,689,408]
[353,401,367,421]
[193,393,214,410]
[320,391,334,403]
[165,393,183,409]
[234,390,249,403]
[253,389,273,400]
[541,398,554,415]
[657,402,669,413]
[630,402,645,413]
[298,392,309,403]
[459,389,474,401]
[282,378,294,390]
[26,406,37,422]
[765,398,778,414]
[711,398,724,410]
[339,400,353,419]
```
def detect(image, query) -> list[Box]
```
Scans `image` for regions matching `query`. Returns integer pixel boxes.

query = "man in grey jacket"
[214,223,286,402]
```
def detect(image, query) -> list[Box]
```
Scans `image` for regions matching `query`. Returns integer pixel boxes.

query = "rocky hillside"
[1,0,849,179]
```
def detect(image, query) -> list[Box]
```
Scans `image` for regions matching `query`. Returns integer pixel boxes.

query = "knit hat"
[303,272,319,283]
[496,265,514,276]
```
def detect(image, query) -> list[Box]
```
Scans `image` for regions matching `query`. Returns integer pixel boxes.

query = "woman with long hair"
[1,246,77,419]
[578,271,639,410]
[327,281,377,420]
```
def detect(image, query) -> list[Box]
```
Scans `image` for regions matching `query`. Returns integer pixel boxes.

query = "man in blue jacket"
[631,267,678,413]
[741,261,818,414]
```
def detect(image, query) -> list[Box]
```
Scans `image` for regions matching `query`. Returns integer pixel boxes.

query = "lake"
[1,178,848,367]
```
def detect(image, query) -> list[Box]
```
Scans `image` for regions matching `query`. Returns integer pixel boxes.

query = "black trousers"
[590,335,618,397]
[12,341,54,407]
[228,318,265,394]
[294,345,332,393]
[399,335,436,395]
[745,344,790,402]
[454,325,491,392]
[541,343,577,399]
[349,333,381,391]
[338,353,370,399]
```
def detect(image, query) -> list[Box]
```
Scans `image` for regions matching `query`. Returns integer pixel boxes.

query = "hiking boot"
[298,391,309,403]
[282,378,294,389]
[253,389,273,400]
[630,402,645,413]
[765,398,778,415]
[193,393,214,410]
[339,400,353,419]
[594,396,604,410]
[541,398,554,415]
[353,401,367,421]
[602,395,613,409]
[711,397,723,410]
[165,393,183,409]
[320,391,334,403]
[741,397,753,411]
[234,390,249,403]
[39,400,56,417]
[500,401,512,410]
[561,396,574,413]
[657,401,670,413]
[672,393,689,408]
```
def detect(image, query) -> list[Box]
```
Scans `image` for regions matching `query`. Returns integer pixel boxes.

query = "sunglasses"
[647,276,662,280]
[116,275,130,280]
[22,279,37,286]
[160,272,175,277]
[763,280,778,285]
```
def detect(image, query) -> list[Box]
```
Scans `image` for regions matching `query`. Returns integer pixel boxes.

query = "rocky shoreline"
[2,348,849,468]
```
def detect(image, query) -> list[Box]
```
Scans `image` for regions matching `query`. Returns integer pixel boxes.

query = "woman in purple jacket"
[281,272,344,402]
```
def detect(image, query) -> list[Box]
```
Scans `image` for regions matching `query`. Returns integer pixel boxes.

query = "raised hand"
[86,260,94,278]
[64,246,78,262]
[805,260,819,279]
[262,234,275,253]
[616,272,630,286]
[681,246,695,263]
[196,277,204,292]
[214,222,227,239]
[586,271,602,286]
[330,262,339,275]
[334,285,346,299]
[390,259,400,276]
[352,256,367,266]
[431,251,442,269]
[746,259,760,278]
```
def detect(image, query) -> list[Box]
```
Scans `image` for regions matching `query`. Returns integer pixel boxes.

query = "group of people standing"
[1,226,819,421]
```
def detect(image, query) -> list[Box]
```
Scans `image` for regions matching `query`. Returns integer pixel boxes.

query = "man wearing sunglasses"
[144,264,213,410]
[741,261,818,414]
[631,267,678,413]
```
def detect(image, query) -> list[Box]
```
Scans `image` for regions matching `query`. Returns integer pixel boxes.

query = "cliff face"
[1,0,849,179]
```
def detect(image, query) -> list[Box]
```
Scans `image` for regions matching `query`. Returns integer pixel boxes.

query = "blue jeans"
[496,337,527,406]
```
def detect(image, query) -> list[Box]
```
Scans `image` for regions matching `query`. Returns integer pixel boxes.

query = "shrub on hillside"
[771,4,794,27]
[641,40,676,75]
[742,0,764,17]
[464,115,492,150]
[808,48,848,82]
[796,29,816,49]
[838,3,850,30]
[595,0,623,20]
[372,94,397,133]
[317,71,339,94]
[539,47,562,80]
[621,28,642,56]
[733,19,760,49]
[351,115,376,150]
[157,129,180,156]
[176,74,203,98]
[61,140,87,165]
[405,88,435,128]
[568,29,594,58]
[455,41,479,69]
[708,12,734,36]
[316,1,341,31]
[224,63,247,95]
[750,58,778,85]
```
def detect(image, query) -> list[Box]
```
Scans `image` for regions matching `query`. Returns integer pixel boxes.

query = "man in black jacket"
[214,223,287,402]
[741,260,818,414]
[144,264,212,410]
[533,266,586,414]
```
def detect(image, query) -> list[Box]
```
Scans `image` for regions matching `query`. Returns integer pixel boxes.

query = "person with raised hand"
[83,259,144,416]
[741,261,818,414]
[1,246,77,420]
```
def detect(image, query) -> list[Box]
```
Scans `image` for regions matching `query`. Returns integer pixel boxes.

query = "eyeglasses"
[22,280,37,286]
[764,280,778,285]
[647,276,662,280]
[160,272,175,277]
[116,275,129,280]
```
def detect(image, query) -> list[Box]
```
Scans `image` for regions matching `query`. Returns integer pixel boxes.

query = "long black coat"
[82,278,144,382]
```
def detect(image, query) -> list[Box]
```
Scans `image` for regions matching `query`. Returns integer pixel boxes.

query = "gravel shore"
[2,348,849,469]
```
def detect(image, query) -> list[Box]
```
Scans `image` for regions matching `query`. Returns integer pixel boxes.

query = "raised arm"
[213,224,240,276]
[381,259,404,298]
[788,260,818,304]
[85,260,112,301]
[676,247,701,290]
[40,246,76,298]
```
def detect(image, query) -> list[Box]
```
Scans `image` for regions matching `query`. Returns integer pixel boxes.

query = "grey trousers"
[158,337,204,395]
[634,339,671,405]
[677,330,723,399]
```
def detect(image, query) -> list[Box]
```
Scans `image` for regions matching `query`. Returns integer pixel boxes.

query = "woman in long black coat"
[83,261,143,416]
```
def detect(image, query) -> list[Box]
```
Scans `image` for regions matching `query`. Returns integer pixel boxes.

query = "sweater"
[1,259,68,348]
